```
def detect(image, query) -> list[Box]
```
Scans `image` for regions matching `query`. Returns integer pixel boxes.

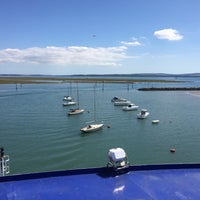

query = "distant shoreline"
[0,77,180,84]
[1,73,200,77]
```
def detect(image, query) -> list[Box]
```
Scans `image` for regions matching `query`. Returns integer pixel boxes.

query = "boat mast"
[0,147,9,176]
[94,83,97,122]
[70,81,72,97]
[76,82,79,109]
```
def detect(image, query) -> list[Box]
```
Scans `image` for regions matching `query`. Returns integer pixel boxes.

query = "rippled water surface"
[1,77,200,174]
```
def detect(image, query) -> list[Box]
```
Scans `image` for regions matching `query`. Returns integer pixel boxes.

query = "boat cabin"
[141,109,147,115]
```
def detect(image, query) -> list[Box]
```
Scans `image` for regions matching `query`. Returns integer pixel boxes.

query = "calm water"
[1,77,200,175]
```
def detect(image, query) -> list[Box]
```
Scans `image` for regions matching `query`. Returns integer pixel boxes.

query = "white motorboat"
[122,103,139,111]
[68,108,84,115]
[80,123,104,133]
[111,96,127,102]
[137,109,150,119]
[114,100,131,106]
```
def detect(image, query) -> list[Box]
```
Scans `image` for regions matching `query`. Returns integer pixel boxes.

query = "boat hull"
[152,119,159,124]
[123,105,139,111]
[137,112,149,119]
[80,123,103,133]
[111,96,127,102]
[114,101,131,106]
[1,163,200,200]
[68,109,84,115]
[63,101,76,106]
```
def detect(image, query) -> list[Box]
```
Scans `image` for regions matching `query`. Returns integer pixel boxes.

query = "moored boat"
[137,109,150,119]
[111,96,127,102]
[81,84,103,133]
[80,122,104,133]
[122,103,139,111]
[63,82,76,106]
[114,100,131,106]
[152,119,159,124]
[68,108,84,115]
[68,83,84,115]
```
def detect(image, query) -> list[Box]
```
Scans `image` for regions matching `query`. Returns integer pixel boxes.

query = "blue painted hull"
[1,164,200,199]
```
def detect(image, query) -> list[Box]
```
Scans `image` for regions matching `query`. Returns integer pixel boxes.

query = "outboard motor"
[107,148,129,172]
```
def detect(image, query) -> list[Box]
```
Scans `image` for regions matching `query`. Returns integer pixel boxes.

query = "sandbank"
[0,76,180,85]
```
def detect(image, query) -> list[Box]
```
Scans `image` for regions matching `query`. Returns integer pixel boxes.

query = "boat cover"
[108,148,126,162]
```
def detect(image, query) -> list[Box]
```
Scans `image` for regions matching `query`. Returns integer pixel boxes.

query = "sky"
[0,0,200,75]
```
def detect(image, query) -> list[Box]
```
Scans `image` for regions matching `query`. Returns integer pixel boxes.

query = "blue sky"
[0,0,200,75]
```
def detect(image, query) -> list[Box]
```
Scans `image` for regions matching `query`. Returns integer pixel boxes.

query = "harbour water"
[1,76,200,175]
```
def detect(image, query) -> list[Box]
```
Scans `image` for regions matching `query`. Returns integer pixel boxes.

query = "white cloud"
[120,40,141,46]
[120,37,142,46]
[154,28,183,41]
[0,46,129,66]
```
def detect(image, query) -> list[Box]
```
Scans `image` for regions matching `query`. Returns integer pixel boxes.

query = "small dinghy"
[152,120,159,124]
